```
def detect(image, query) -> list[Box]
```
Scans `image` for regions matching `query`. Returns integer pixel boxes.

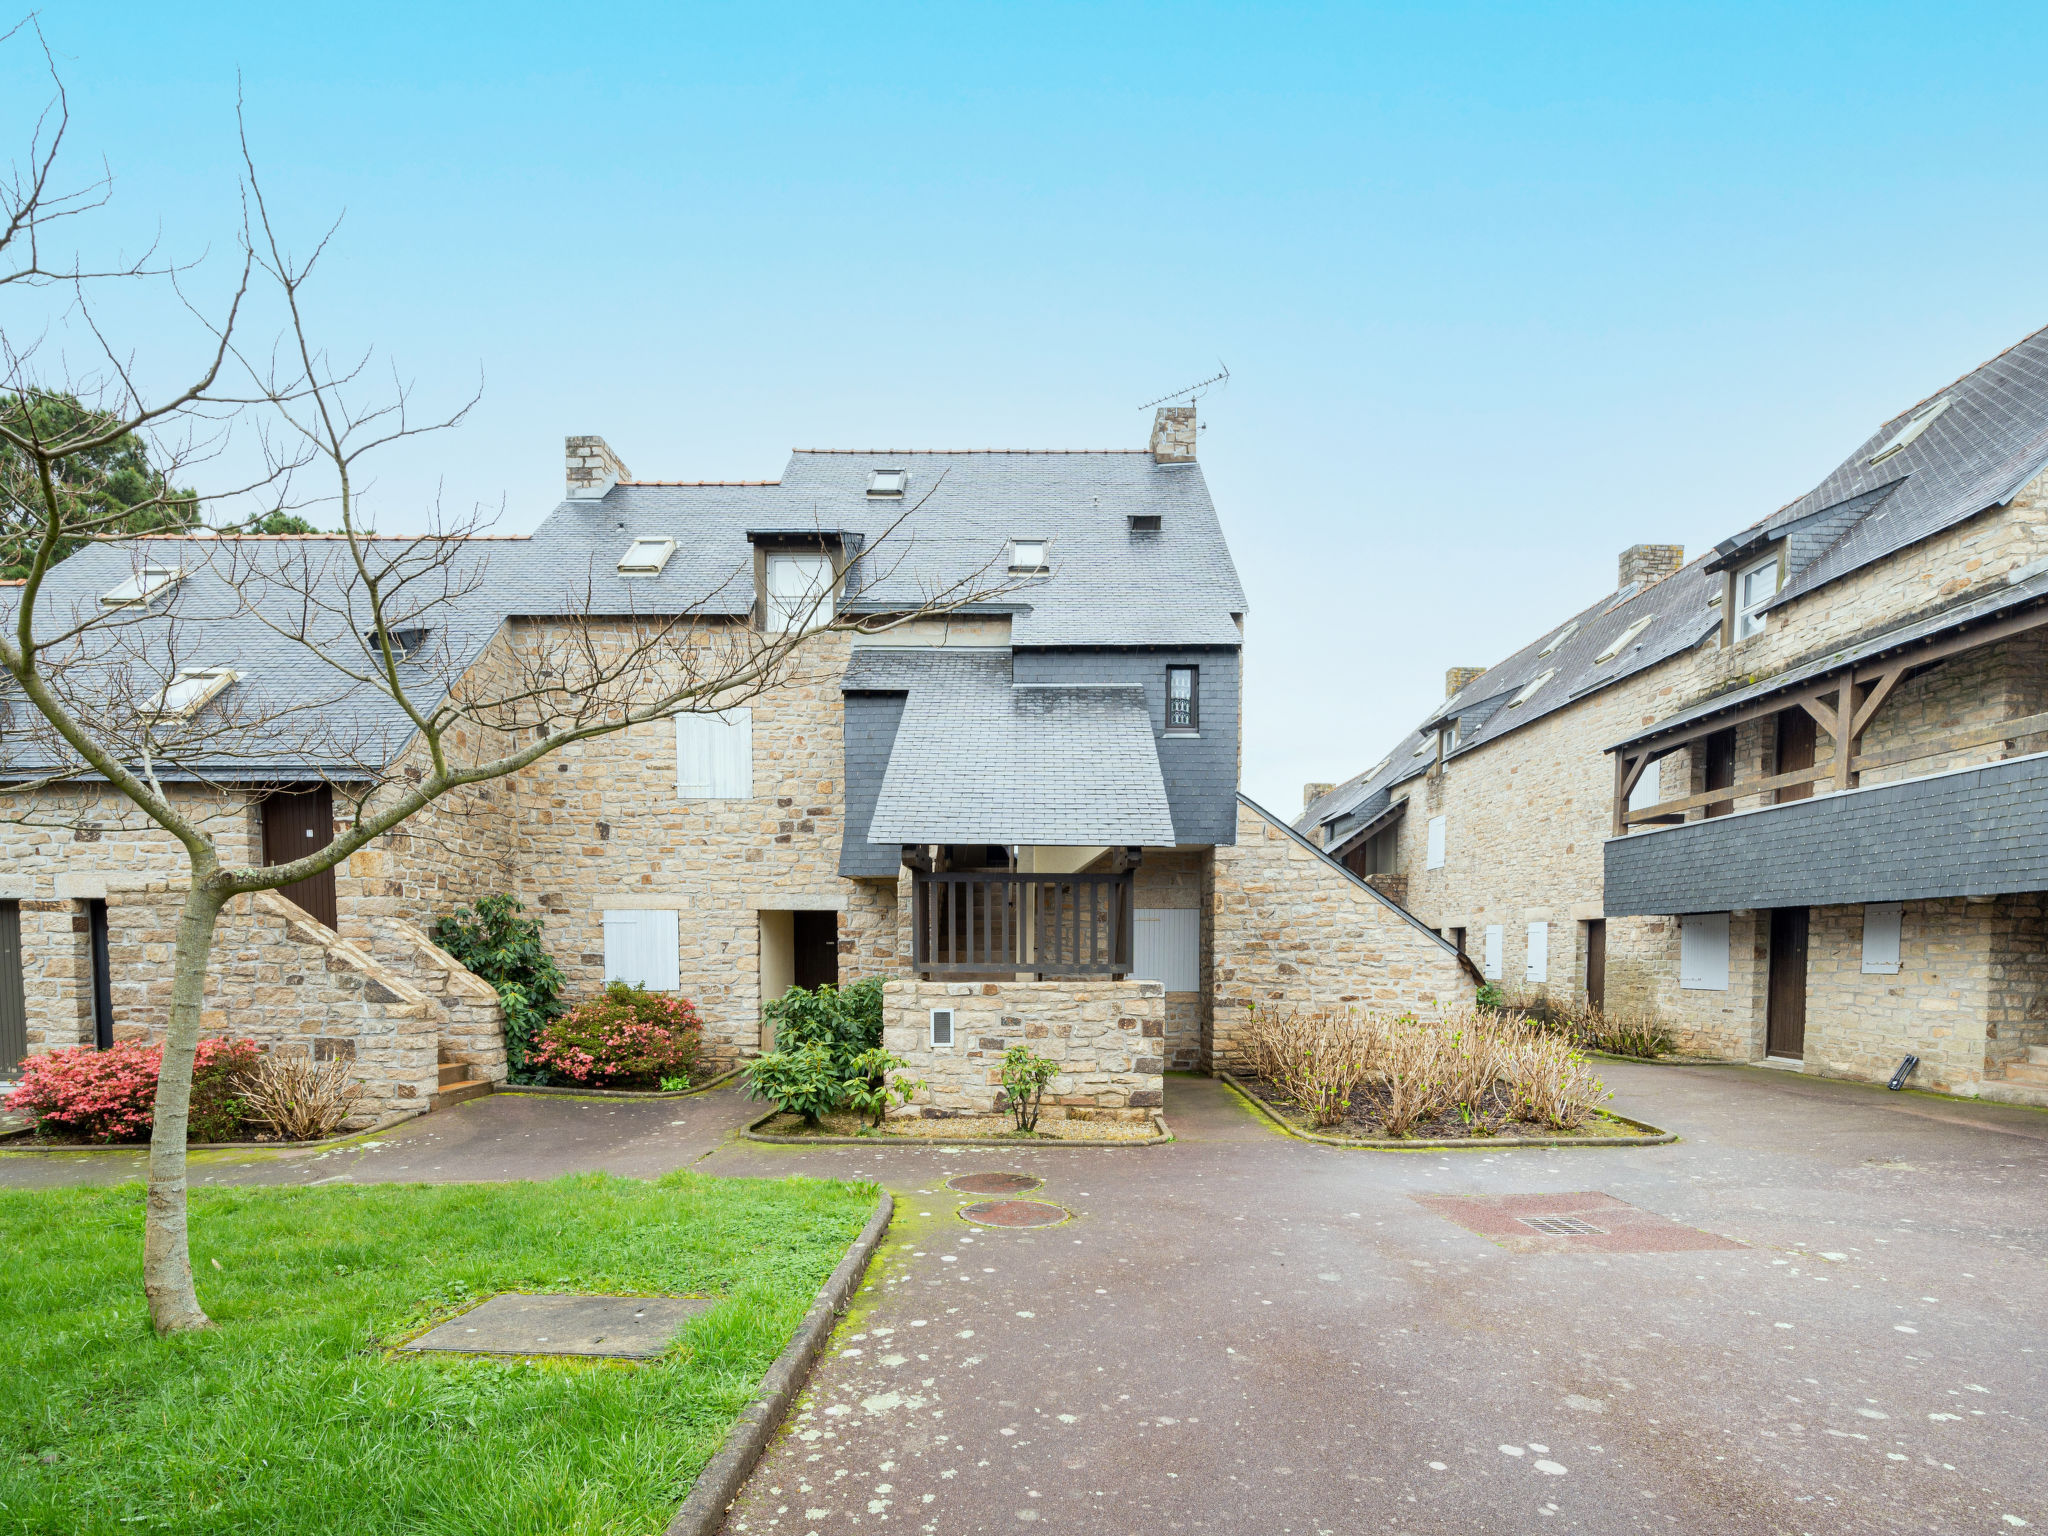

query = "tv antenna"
[1139,364,1230,412]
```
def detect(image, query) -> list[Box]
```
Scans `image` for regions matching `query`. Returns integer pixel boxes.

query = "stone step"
[2000,1060,2048,1087]
[438,1060,473,1088]
[430,1078,493,1112]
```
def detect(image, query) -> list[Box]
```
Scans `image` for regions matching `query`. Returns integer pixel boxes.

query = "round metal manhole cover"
[959,1199,1070,1229]
[948,1172,1044,1196]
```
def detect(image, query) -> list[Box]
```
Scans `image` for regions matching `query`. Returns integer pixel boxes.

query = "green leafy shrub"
[744,1043,842,1125]
[1473,981,1506,1010]
[530,983,703,1088]
[762,978,883,1063]
[998,1044,1061,1133]
[841,1047,921,1129]
[431,895,566,1083]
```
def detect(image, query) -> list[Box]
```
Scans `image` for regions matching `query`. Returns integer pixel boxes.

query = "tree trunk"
[143,878,227,1335]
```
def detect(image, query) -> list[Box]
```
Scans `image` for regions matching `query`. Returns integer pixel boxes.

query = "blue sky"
[12,2,2048,812]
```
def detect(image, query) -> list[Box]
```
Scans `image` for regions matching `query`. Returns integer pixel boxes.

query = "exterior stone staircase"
[433,1047,494,1110]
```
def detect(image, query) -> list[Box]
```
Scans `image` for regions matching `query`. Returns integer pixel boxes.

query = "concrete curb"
[740,1106,1174,1148]
[1216,1072,1676,1151]
[0,1106,426,1157]
[665,1190,894,1536]
[498,1067,744,1101]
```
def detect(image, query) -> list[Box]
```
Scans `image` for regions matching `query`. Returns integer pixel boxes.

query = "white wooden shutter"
[1482,924,1503,980]
[603,909,680,991]
[676,709,752,800]
[1862,902,1903,974]
[766,554,834,633]
[1626,758,1661,813]
[1525,921,1549,983]
[1425,815,1447,870]
[1133,908,1200,992]
[1679,912,1730,991]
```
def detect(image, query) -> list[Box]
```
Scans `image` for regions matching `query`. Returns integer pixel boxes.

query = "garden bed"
[0,1107,422,1155]
[0,1169,879,1534]
[746,1107,1170,1146]
[1220,1071,1673,1149]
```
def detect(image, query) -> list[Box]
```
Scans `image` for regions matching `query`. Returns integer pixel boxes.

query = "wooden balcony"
[911,870,1133,978]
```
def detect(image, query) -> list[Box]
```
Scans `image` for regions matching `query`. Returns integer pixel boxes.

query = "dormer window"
[100,564,184,608]
[617,537,676,576]
[366,627,429,662]
[147,667,236,719]
[1538,621,1578,657]
[1596,615,1655,663]
[1128,514,1162,533]
[1009,539,1049,573]
[867,468,908,498]
[764,552,835,634]
[1508,669,1555,708]
[1734,551,1780,640]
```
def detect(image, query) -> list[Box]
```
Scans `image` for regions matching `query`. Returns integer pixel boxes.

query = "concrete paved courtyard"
[5,1064,2044,1533]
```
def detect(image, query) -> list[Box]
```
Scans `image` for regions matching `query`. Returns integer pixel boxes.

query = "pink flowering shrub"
[5,1037,260,1144]
[529,984,703,1088]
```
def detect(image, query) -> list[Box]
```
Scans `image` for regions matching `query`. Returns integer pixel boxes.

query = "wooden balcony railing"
[912,871,1133,978]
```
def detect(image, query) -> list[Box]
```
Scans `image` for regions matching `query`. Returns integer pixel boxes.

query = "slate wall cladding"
[839,690,907,876]
[881,978,1165,1120]
[1208,798,1471,1071]
[1010,647,1241,845]
[1604,752,2048,915]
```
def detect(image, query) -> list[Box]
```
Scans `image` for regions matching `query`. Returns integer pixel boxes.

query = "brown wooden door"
[793,910,839,991]
[0,901,24,1074]
[1704,728,1737,817]
[262,786,338,930]
[1767,907,1809,1058]
[1585,919,1606,1012]
[1776,709,1817,802]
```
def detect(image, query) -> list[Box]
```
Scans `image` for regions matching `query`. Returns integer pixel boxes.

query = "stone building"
[0,407,1467,1121]
[1301,324,2048,1104]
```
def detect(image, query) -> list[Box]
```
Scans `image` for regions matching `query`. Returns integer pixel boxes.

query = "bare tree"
[0,28,1012,1333]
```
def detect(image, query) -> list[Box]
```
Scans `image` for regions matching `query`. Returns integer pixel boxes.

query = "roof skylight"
[1538,621,1579,657]
[147,667,236,720]
[1128,514,1162,533]
[1508,669,1556,708]
[1595,615,1655,664]
[1009,539,1049,572]
[1867,396,1952,466]
[617,537,676,576]
[100,564,185,608]
[867,468,908,497]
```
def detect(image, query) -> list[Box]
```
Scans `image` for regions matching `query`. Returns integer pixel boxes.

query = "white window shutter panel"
[1626,759,1661,813]
[1679,912,1730,991]
[676,716,714,798]
[645,909,680,990]
[1133,908,1199,992]
[1525,921,1549,983]
[604,909,680,991]
[1426,815,1447,870]
[726,708,753,799]
[1862,903,1903,974]
[1482,925,1503,980]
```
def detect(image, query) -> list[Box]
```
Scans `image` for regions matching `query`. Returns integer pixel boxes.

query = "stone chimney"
[566,435,631,500]
[1445,666,1485,698]
[1150,406,1197,464]
[1619,543,1684,589]
[1303,781,1335,812]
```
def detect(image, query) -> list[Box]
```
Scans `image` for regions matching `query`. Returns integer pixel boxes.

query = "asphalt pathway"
[5,1065,2045,1533]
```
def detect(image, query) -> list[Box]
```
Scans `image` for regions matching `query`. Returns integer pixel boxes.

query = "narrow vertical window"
[764,553,835,634]
[1425,815,1447,870]
[1165,665,1199,733]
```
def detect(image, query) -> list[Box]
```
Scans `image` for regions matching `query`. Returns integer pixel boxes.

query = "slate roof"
[861,650,1175,845]
[1303,322,2048,844]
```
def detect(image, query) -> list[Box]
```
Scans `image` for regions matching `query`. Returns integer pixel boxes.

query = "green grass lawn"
[0,1171,876,1536]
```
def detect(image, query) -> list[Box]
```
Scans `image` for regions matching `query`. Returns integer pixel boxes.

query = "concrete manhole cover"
[403,1293,713,1359]
[948,1172,1044,1196]
[959,1199,1070,1228]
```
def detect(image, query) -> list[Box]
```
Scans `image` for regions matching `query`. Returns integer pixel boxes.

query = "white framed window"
[1482,925,1503,980]
[100,564,184,608]
[1735,552,1781,640]
[1133,908,1200,992]
[1165,665,1199,733]
[602,908,680,991]
[1538,621,1578,657]
[147,667,237,720]
[1525,921,1549,983]
[764,553,835,633]
[676,708,753,799]
[1866,396,1951,466]
[1862,902,1903,974]
[867,468,908,497]
[1679,912,1730,990]
[1425,815,1447,870]
[929,1007,955,1048]
[1510,669,1556,708]
[1595,615,1655,664]
[1009,538,1049,572]
[617,536,676,575]
[1625,758,1662,814]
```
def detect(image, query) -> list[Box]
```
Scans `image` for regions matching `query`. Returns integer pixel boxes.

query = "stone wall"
[1210,798,1472,1071]
[881,978,1165,1121]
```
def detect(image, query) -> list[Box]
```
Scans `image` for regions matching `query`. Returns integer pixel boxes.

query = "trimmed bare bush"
[1507,1033,1609,1130]
[1374,1017,1447,1136]
[235,1053,363,1142]
[1243,1006,1374,1128]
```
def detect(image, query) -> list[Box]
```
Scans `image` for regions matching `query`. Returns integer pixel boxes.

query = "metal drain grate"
[1518,1215,1606,1237]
